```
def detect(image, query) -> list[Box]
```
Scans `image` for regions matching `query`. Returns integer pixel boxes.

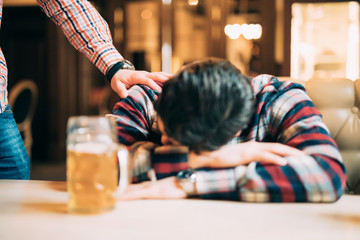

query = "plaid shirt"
[0,0,123,113]
[109,74,346,202]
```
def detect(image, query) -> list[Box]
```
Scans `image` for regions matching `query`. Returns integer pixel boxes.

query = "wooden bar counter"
[0,180,359,240]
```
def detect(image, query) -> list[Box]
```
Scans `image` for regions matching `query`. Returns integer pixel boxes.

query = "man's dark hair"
[154,58,255,153]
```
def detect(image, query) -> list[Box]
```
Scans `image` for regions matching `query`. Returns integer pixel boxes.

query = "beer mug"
[66,116,130,214]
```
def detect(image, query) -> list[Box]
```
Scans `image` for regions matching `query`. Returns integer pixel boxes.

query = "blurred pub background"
[1,0,358,180]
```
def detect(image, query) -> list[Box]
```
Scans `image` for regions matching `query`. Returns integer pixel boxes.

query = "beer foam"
[73,142,111,154]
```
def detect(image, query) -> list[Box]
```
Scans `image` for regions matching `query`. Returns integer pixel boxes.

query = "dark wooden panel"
[258,0,276,75]
[1,6,50,162]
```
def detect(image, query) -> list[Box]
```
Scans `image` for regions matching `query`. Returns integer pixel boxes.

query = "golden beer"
[67,142,118,213]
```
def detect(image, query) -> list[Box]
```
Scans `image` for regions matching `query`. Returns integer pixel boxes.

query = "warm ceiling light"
[224,23,262,40]
[162,0,171,5]
[188,0,199,6]
[224,24,242,40]
[243,24,262,40]
[141,9,153,20]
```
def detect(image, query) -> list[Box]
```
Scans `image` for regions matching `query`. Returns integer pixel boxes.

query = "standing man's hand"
[111,70,173,98]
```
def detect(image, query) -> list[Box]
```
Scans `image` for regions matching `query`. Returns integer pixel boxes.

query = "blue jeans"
[0,104,30,179]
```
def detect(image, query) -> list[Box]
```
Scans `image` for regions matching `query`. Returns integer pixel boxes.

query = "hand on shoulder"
[111,70,173,98]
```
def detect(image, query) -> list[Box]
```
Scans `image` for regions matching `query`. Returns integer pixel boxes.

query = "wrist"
[106,59,135,82]
[176,168,197,197]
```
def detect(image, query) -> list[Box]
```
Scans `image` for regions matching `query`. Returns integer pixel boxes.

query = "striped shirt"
[0,0,123,113]
[110,74,346,202]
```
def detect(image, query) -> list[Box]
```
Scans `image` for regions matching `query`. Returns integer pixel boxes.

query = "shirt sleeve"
[194,86,346,202]
[109,84,190,182]
[37,0,123,74]
[110,85,159,145]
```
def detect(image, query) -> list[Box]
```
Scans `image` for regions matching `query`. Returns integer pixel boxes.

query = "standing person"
[109,57,346,202]
[0,0,172,180]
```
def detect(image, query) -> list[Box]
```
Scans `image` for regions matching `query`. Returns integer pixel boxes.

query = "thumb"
[113,81,129,99]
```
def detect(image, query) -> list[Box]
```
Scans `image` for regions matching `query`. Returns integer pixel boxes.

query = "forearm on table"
[278,124,346,202]
[192,152,344,202]
[190,125,345,201]
[126,139,345,202]
[263,86,345,201]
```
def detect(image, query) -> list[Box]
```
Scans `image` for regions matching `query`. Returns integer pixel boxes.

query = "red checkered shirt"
[109,74,346,202]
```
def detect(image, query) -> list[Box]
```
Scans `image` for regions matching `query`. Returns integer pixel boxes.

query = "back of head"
[155,58,254,153]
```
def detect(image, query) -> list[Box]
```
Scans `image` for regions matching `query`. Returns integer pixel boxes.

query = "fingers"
[113,81,129,99]
[258,152,288,166]
[158,72,174,77]
[152,72,174,82]
[135,77,162,92]
[245,142,304,166]
[117,182,153,201]
[117,177,186,201]
[248,142,305,166]
[111,69,173,97]
[264,143,305,157]
[141,71,173,82]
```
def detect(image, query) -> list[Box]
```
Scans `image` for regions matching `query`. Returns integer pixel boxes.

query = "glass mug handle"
[115,145,132,197]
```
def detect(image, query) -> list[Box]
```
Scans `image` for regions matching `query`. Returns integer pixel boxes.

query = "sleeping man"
[108,58,346,202]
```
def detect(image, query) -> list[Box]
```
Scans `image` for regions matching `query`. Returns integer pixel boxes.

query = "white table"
[0,180,360,240]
